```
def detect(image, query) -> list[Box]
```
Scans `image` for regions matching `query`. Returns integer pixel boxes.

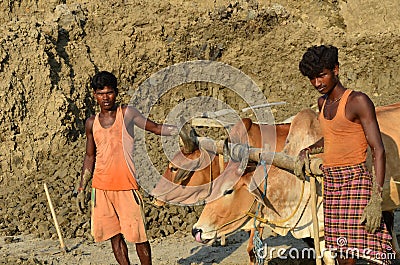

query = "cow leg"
[336,258,356,265]
[382,210,400,258]
[301,237,335,265]
[247,229,256,265]
[392,230,400,259]
[247,227,264,265]
[383,211,394,235]
[319,239,336,265]
[301,237,315,248]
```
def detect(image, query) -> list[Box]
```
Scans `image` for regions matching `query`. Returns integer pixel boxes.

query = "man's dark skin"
[78,84,177,265]
[299,64,386,265]
[303,65,385,190]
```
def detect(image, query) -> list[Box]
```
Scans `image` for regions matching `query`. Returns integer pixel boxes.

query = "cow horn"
[179,117,199,154]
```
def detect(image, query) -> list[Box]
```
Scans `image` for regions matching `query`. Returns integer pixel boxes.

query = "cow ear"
[229,118,253,143]
[249,183,278,214]
[249,182,267,205]
[247,166,276,211]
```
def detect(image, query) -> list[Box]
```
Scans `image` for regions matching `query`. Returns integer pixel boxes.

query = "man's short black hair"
[299,45,339,79]
[91,71,118,94]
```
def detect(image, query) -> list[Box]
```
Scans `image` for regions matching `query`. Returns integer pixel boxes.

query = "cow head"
[151,119,225,206]
[191,165,255,243]
[191,160,304,243]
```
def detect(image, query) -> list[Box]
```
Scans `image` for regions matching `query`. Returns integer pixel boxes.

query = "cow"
[191,105,400,264]
[151,116,291,250]
[152,116,327,264]
[152,104,400,264]
[191,109,335,264]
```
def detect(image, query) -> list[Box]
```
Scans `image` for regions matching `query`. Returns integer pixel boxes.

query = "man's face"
[309,66,339,95]
[94,86,117,110]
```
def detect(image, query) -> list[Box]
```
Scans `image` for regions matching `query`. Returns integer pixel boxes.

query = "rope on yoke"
[253,159,268,265]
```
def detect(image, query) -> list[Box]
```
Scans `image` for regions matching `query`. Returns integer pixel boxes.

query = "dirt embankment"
[0,0,399,247]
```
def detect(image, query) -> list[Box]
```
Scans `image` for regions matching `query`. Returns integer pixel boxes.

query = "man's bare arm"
[79,116,96,190]
[349,92,385,188]
[124,106,178,136]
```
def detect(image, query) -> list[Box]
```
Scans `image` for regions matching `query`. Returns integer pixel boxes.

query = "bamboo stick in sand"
[44,183,68,253]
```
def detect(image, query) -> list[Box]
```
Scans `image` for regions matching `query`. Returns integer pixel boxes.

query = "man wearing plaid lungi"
[296,45,394,264]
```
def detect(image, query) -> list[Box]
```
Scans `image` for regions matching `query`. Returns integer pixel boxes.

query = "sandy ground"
[0,1,400,265]
[1,211,399,265]
[0,231,315,265]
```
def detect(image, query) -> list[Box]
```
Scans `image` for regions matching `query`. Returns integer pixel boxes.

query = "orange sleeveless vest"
[318,89,368,167]
[92,107,138,190]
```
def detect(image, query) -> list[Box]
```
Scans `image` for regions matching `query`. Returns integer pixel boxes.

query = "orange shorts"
[91,189,148,243]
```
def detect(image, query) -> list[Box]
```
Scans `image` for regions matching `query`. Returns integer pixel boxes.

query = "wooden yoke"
[197,137,323,176]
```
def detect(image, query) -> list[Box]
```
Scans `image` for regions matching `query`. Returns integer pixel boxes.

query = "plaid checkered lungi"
[323,163,394,264]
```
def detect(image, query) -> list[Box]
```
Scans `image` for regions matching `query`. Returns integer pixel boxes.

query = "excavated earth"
[0,0,399,264]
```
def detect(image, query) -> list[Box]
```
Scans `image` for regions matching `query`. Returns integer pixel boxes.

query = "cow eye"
[223,189,234,196]
[170,167,178,172]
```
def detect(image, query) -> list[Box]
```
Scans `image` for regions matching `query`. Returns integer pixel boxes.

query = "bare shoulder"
[121,104,128,115]
[348,90,369,99]
[348,90,374,108]
[121,105,141,118]
[85,115,96,129]
[86,115,96,124]
[121,104,139,111]
[347,90,376,122]
[317,95,325,111]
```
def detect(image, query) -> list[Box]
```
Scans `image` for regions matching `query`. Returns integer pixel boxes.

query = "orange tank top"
[318,89,368,167]
[92,107,138,190]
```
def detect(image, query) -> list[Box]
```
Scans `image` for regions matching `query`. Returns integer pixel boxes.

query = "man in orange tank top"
[75,71,178,265]
[297,45,394,264]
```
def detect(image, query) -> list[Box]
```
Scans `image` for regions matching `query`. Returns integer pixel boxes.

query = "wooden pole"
[241,101,286,112]
[44,183,68,253]
[196,137,323,175]
[310,177,322,265]
[218,155,225,174]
